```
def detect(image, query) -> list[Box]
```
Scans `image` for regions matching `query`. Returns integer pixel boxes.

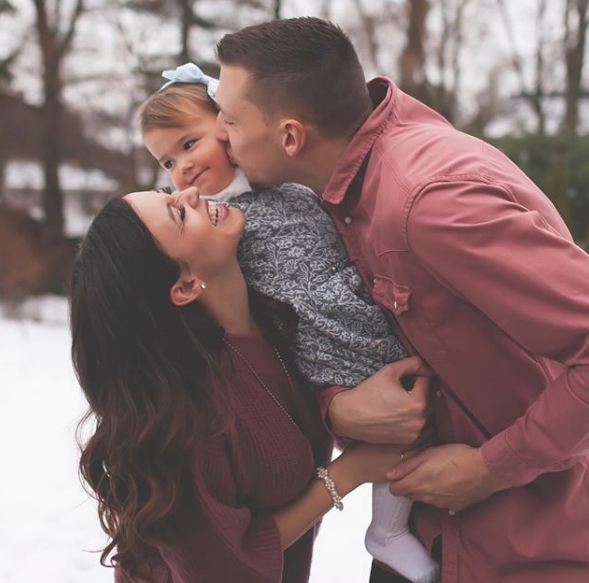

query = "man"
[214,17,589,583]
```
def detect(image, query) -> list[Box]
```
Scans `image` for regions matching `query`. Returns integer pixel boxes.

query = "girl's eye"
[163,160,173,170]
[183,139,196,150]
[179,206,186,221]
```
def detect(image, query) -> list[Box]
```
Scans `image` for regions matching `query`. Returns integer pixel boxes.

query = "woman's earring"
[200,281,207,289]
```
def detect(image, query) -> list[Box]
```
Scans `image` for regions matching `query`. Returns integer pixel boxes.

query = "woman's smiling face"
[143,112,236,196]
[124,187,245,281]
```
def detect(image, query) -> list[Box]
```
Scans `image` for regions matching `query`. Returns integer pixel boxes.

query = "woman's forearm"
[272,456,359,550]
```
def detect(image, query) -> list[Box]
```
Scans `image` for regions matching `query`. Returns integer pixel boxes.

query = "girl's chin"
[197,174,235,197]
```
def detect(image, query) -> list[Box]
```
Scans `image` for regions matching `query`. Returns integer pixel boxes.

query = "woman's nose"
[176,186,199,208]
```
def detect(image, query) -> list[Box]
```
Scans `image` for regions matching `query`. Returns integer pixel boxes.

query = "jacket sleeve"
[407,178,589,488]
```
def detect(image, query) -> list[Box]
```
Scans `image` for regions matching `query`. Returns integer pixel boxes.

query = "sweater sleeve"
[112,440,282,583]
[154,437,283,583]
[408,178,589,488]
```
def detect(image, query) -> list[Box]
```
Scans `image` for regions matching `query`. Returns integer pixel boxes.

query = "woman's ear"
[280,119,307,156]
[169,274,205,306]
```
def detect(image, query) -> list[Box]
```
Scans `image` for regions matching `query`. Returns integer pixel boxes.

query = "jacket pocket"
[372,275,411,316]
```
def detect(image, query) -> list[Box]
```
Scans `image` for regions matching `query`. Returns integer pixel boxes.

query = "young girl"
[139,63,440,583]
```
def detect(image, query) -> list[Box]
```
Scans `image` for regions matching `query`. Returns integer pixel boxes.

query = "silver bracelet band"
[316,466,344,511]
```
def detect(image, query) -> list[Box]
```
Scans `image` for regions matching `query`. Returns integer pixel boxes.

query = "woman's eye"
[179,206,186,221]
[184,139,196,150]
[163,160,173,170]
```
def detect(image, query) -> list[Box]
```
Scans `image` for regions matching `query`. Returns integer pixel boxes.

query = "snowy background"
[0,297,373,583]
[2,1,588,581]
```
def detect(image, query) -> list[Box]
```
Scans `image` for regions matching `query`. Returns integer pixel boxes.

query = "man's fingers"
[388,474,417,497]
[387,356,435,378]
[383,356,424,380]
[408,375,430,398]
[386,450,425,482]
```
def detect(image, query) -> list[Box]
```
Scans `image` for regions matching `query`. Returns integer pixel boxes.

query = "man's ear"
[169,274,204,306]
[280,119,307,156]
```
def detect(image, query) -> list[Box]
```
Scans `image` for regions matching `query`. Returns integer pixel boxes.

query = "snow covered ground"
[0,297,373,583]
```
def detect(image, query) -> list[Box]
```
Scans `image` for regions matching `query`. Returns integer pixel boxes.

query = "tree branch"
[57,0,85,59]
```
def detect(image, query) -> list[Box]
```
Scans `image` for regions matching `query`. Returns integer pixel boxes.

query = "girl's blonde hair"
[139,84,219,133]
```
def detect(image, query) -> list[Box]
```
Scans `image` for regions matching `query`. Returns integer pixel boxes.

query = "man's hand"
[328,357,432,444]
[387,444,502,513]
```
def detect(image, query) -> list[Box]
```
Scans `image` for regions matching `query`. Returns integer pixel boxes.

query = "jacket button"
[344,216,352,224]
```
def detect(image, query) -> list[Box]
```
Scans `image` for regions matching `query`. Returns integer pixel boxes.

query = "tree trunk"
[33,0,84,239]
[178,0,192,62]
[531,0,548,135]
[399,0,430,98]
[37,22,65,238]
[563,0,588,136]
[0,153,5,205]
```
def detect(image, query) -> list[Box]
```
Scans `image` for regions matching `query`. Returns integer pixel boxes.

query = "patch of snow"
[0,303,374,583]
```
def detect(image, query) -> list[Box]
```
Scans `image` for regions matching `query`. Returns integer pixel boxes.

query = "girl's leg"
[365,482,440,583]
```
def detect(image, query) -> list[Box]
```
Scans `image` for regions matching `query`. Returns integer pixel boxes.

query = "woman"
[70,186,405,583]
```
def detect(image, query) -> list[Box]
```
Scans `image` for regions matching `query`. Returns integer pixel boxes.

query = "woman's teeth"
[207,201,227,226]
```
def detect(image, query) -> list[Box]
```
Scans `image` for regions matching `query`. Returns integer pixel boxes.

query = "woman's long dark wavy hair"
[70,196,296,581]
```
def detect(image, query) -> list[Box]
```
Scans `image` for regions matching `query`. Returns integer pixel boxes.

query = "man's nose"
[215,112,229,142]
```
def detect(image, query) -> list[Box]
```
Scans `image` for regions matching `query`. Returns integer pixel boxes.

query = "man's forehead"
[218,65,254,102]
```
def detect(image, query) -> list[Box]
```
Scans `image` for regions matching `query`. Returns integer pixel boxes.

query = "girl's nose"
[181,158,194,174]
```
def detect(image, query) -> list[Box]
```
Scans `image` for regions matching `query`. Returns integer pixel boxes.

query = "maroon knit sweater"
[114,333,332,583]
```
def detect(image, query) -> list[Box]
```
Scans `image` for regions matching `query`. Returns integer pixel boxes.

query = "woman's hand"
[331,441,405,493]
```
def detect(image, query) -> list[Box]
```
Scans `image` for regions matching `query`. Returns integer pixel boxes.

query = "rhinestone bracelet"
[316,466,344,511]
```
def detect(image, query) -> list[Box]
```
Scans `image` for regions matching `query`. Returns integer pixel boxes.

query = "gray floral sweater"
[232,182,407,389]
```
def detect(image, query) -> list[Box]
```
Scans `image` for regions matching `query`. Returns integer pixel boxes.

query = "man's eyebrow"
[218,100,235,118]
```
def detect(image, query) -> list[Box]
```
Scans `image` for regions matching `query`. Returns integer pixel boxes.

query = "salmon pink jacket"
[319,77,589,583]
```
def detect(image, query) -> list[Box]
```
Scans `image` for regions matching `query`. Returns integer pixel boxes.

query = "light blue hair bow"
[160,62,219,101]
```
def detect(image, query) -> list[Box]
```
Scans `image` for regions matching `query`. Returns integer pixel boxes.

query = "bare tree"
[399,0,430,100]
[434,0,470,122]
[319,0,332,20]
[496,0,551,134]
[32,0,85,238]
[533,0,548,135]
[563,0,588,136]
[350,0,381,71]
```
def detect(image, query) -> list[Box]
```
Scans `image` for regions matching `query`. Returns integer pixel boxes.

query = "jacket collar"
[321,77,398,206]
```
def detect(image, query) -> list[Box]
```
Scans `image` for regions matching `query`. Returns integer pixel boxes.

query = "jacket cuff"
[316,385,352,447]
[480,431,543,489]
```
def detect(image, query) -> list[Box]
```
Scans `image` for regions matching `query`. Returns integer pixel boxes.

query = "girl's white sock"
[365,482,440,583]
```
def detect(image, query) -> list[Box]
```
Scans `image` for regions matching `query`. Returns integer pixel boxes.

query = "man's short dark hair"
[216,17,372,138]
